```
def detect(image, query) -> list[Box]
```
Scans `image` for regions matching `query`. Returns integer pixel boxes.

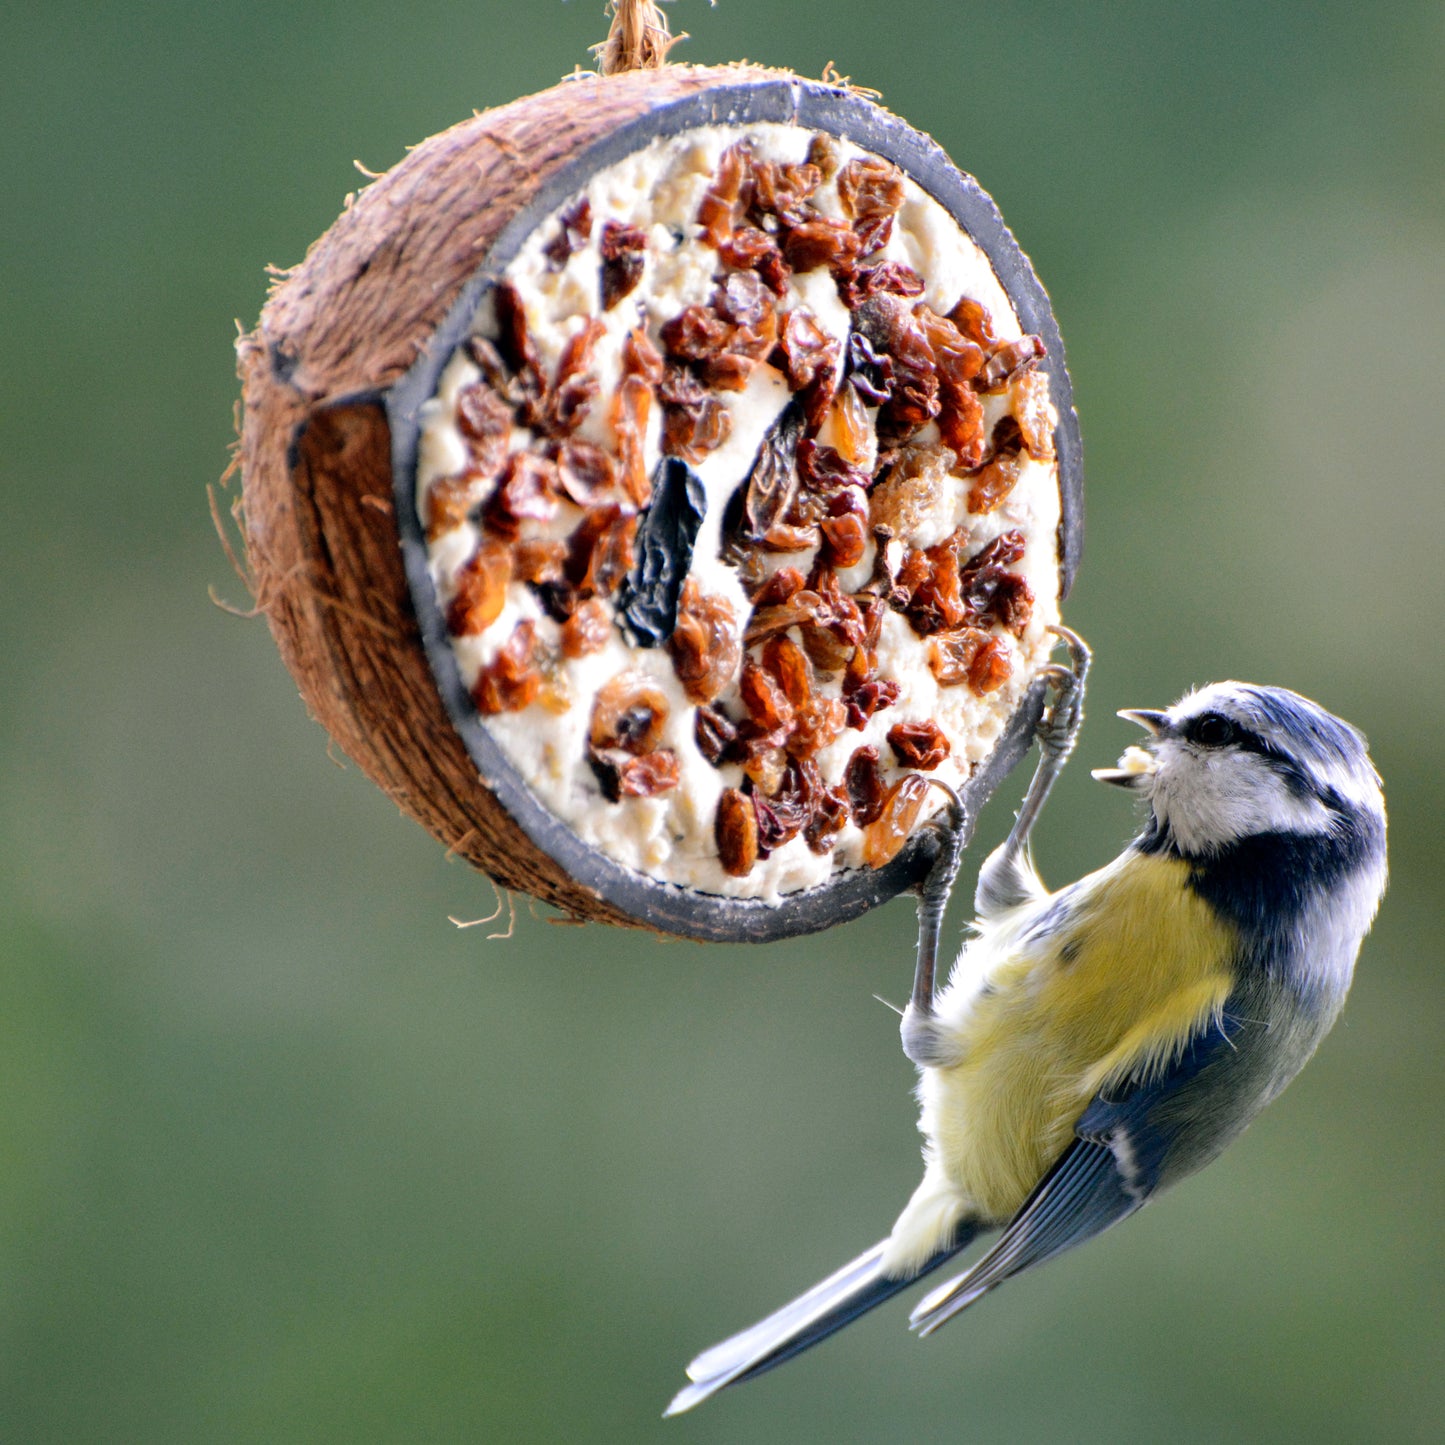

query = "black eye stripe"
[1186,718,1331,803]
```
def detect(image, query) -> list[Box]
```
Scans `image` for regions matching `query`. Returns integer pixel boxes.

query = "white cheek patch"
[1149,743,1335,854]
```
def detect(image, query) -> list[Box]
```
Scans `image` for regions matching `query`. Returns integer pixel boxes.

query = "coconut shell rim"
[386,74,1083,943]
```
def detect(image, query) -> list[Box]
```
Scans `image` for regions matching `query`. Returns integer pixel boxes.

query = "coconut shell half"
[237,64,1082,942]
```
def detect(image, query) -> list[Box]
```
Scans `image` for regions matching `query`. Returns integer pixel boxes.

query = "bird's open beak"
[1091,709,1167,788]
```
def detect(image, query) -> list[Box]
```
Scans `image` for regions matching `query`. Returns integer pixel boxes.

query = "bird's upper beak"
[1091,709,1168,788]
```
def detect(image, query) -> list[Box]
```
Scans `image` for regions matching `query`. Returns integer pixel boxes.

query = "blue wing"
[910,1006,1250,1336]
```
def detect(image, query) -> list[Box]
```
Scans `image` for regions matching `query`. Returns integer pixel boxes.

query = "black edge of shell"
[387,76,1080,943]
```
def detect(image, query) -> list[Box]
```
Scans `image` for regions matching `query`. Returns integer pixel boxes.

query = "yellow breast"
[922,851,1238,1221]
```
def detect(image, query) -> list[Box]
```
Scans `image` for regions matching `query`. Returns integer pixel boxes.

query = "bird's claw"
[1035,627,1091,762]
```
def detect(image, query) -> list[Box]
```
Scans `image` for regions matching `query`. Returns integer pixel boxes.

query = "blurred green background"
[2,2,1441,1440]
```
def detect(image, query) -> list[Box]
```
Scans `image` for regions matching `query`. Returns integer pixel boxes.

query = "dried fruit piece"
[612,374,654,506]
[512,538,567,585]
[783,217,863,272]
[826,382,871,466]
[1009,370,1057,460]
[549,317,606,434]
[926,626,992,686]
[473,620,541,715]
[803,782,849,854]
[590,671,670,755]
[888,719,951,770]
[697,141,754,247]
[967,449,1024,514]
[739,659,796,734]
[820,510,867,569]
[869,443,951,545]
[446,542,512,636]
[455,379,514,474]
[959,531,1034,636]
[618,458,707,647]
[543,196,592,269]
[669,582,740,705]
[844,677,901,729]
[560,596,611,659]
[715,788,759,877]
[486,453,560,535]
[553,439,617,506]
[600,220,648,309]
[982,334,1045,390]
[968,635,1014,693]
[590,746,680,801]
[789,696,846,760]
[779,308,835,391]
[836,157,906,225]
[845,331,894,406]
[834,261,924,311]
[424,470,481,541]
[695,704,739,766]
[566,503,638,601]
[948,295,998,348]
[662,392,732,464]
[752,159,823,227]
[621,326,665,386]
[844,745,887,827]
[861,773,931,866]
[727,400,804,545]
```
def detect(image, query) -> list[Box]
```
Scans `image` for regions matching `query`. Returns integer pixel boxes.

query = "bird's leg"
[975,627,1092,918]
[900,782,968,1068]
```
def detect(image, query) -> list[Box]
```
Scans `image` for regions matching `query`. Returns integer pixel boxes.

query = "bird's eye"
[1191,713,1237,748]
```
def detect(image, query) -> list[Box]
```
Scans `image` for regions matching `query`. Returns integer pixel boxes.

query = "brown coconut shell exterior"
[237,64,788,930]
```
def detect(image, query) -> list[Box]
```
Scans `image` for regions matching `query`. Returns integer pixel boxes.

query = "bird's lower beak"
[1091,745,1158,788]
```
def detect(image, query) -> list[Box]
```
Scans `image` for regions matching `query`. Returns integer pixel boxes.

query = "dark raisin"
[543,196,593,269]
[834,261,925,311]
[723,399,804,546]
[669,582,740,705]
[783,218,862,272]
[617,457,707,648]
[779,308,835,391]
[888,719,951,770]
[566,503,638,600]
[560,596,612,659]
[553,439,618,506]
[844,746,887,827]
[590,747,681,801]
[843,678,901,729]
[600,221,648,310]
[797,439,870,495]
[695,704,739,766]
[661,304,733,361]
[472,620,540,715]
[845,331,894,406]
[715,787,759,876]
[486,453,560,536]
[981,334,1045,390]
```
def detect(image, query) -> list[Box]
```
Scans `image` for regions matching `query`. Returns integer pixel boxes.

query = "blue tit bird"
[666,630,1387,1415]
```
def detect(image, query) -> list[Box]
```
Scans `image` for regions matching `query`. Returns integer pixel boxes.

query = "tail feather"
[664,1225,978,1416]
